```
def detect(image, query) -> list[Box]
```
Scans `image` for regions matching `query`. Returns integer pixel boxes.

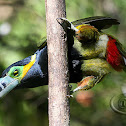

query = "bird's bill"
[0,76,19,98]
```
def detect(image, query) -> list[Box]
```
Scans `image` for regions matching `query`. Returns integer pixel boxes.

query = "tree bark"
[45,0,70,126]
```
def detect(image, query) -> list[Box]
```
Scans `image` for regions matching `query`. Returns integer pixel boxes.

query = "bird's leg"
[73,75,104,93]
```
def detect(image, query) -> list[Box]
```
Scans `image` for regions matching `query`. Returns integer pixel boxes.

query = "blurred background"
[0,0,126,126]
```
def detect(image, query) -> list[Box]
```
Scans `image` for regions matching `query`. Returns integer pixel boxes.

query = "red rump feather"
[106,36,125,71]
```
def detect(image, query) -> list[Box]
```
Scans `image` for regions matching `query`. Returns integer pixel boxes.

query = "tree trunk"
[45,0,70,126]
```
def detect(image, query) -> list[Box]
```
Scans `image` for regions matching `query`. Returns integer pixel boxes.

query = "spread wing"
[72,16,120,30]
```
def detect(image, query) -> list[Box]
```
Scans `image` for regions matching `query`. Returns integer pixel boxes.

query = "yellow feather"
[22,54,36,79]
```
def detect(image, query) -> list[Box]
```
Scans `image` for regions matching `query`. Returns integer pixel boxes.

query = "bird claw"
[66,94,73,98]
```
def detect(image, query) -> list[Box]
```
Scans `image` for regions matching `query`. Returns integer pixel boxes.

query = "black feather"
[72,16,120,30]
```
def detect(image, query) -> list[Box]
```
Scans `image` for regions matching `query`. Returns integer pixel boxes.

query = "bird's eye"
[1,83,6,88]
[13,69,19,76]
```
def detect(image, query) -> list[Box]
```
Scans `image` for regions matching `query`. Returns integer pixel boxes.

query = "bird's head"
[75,24,100,44]
[0,53,36,97]
[0,46,48,98]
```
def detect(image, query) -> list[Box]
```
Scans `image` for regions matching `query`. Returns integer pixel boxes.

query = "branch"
[45,0,70,126]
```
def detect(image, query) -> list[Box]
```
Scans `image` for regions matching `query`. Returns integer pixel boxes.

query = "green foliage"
[0,0,126,126]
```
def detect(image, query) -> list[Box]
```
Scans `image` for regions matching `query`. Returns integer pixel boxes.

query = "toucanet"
[0,41,83,97]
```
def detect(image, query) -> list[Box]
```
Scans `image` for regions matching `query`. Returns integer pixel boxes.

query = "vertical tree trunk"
[45,0,70,126]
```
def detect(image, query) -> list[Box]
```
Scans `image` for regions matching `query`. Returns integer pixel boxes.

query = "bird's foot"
[66,94,73,98]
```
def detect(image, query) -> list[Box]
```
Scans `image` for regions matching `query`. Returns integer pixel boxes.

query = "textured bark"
[45,0,70,126]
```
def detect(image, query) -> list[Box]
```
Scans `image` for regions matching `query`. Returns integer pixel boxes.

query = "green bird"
[57,16,126,92]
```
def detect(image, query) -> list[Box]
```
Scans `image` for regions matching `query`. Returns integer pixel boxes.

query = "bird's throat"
[22,54,36,79]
